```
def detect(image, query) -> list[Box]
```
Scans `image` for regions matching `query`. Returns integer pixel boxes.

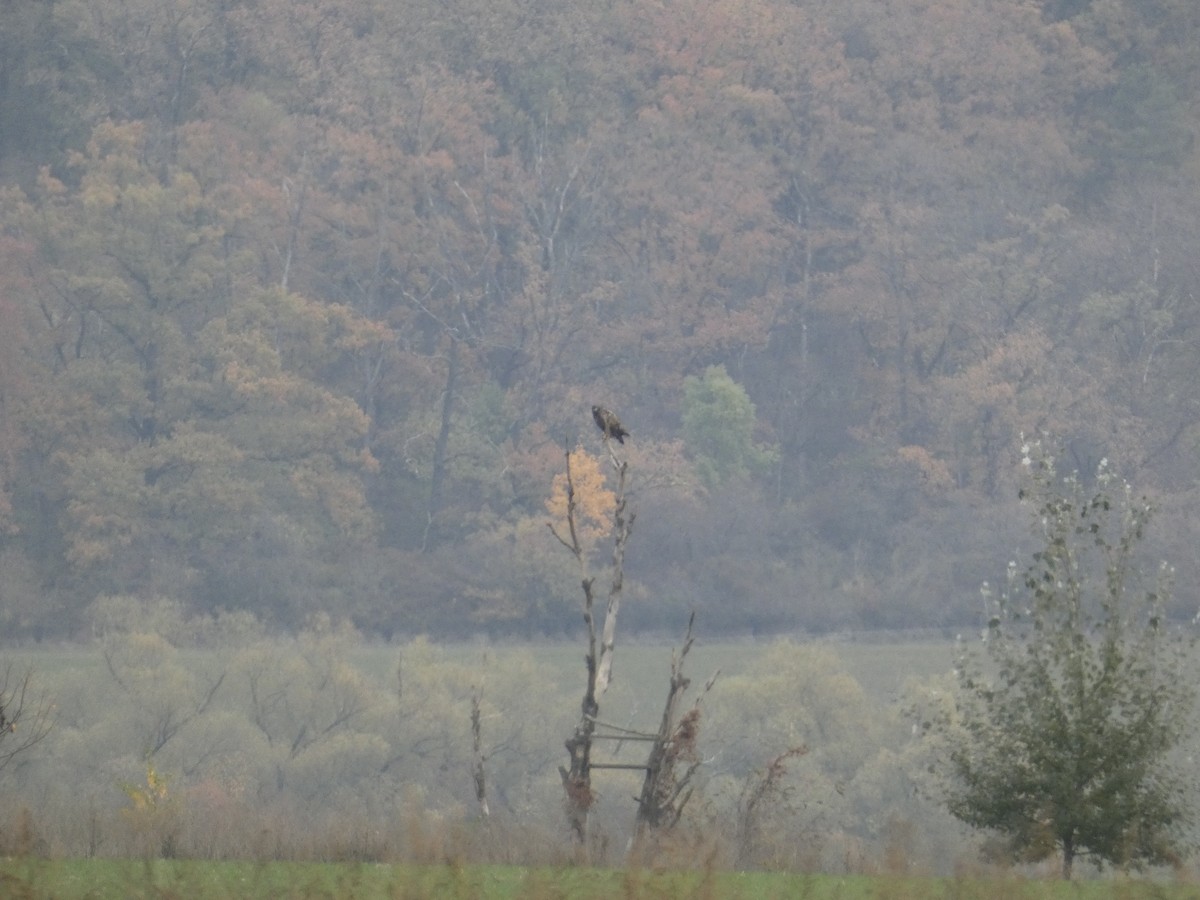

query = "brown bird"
[592,405,629,444]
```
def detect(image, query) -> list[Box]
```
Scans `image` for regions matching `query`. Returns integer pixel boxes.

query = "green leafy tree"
[681,365,778,488]
[936,441,1194,878]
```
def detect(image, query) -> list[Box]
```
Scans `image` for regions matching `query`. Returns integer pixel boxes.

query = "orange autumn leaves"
[545,448,617,545]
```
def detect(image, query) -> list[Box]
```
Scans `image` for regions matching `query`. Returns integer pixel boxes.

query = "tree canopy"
[1,0,1200,637]
[934,443,1194,877]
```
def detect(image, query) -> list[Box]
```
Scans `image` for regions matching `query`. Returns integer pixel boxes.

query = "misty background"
[0,0,1198,640]
[0,0,1198,871]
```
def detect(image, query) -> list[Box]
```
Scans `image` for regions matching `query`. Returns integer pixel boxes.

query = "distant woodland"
[2,0,1200,638]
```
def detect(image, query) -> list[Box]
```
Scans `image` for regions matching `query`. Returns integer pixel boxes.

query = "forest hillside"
[1,0,1199,637]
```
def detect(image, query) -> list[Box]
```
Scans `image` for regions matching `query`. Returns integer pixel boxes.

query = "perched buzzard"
[592,405,629,444]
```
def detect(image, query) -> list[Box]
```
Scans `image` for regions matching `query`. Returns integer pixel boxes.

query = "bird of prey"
[592,405,629,444]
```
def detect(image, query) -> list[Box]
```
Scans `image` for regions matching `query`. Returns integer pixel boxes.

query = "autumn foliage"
[0,0,1198,637]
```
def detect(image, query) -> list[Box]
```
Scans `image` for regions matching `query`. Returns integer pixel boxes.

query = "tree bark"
[632,613,713,851]
[1062,835,1075,879]
[470,688,489,819]
[552,446,633,852]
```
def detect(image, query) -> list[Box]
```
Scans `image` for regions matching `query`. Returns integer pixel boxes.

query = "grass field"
[0,859,1195,900]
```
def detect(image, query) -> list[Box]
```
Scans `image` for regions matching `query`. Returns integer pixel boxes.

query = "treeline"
[1,0,1199,637]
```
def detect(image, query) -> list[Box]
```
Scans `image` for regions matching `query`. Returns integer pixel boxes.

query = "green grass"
[0,860,1194,900]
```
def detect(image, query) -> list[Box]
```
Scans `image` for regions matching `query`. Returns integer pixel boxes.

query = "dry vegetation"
[1,616,1197,883]
[1,856,1198,900]
[0,620,966,870]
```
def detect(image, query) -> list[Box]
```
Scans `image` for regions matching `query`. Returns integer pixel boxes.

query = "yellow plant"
[545,447,616,543]
[120,758,181,856]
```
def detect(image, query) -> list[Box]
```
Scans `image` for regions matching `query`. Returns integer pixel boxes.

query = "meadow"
[1,621,1193,886]
[0,859,1195,900]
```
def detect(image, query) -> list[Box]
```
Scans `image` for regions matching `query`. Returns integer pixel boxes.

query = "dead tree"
[550,444,634,849]
[632,613,716,850]
[470,687,489,819]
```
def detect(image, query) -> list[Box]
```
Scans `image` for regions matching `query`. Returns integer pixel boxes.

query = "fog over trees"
[6,2,1200,875]
[1,0,1199,641]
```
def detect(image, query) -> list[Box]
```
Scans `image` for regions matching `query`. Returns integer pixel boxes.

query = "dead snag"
[632,613,717,852]
[550,444,634,850]
[470,687,489,819]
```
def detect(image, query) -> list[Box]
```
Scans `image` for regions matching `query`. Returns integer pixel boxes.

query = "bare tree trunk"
[1061,835,1075,880]
[594,459,631,698]
[631,613,715,855]
[278,150,309,295]
[470,688,489,819]
[551,443,634,852]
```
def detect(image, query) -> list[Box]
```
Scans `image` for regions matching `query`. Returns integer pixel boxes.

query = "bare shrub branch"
[0,664,55,773]
[633,612,717,850]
